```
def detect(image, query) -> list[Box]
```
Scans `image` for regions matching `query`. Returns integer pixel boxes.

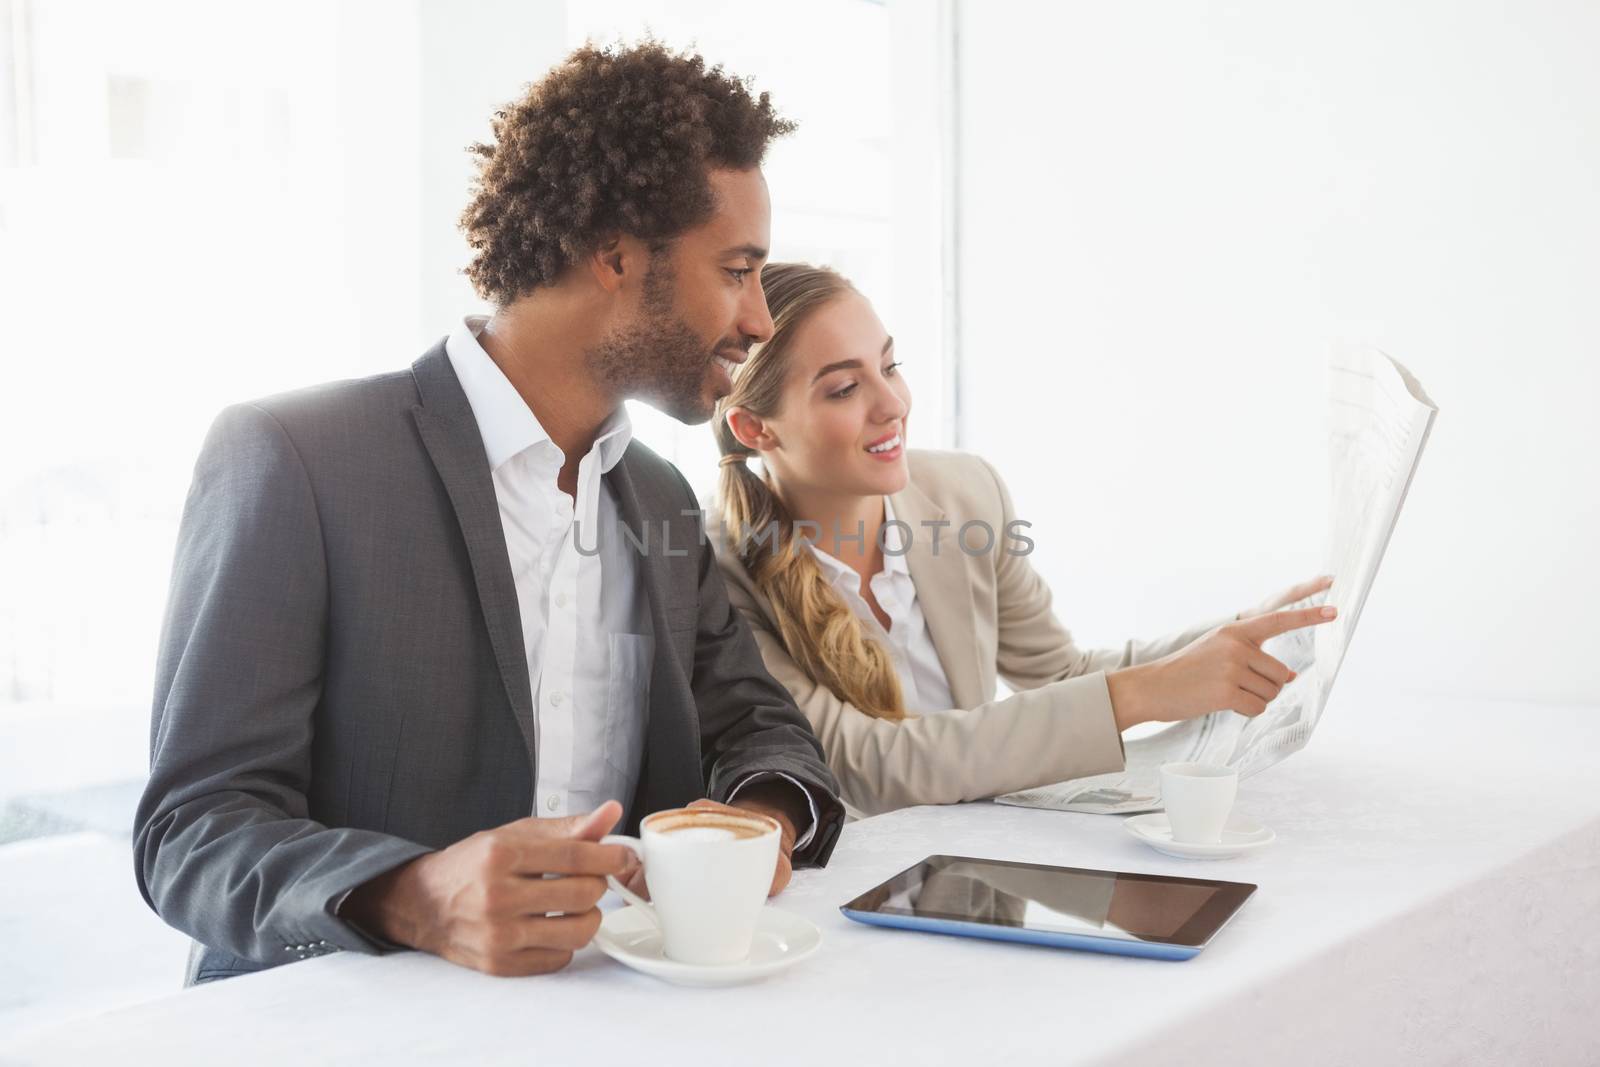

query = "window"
[0,0,951,1027]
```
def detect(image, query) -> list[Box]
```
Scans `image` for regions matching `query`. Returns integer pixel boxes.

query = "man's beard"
[587,255,727,424]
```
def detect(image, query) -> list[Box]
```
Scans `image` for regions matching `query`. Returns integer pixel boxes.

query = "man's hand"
[1106,605,1337,730]
[696,789,799,897]
[1238,574,1334,621]
[338,800,631,978]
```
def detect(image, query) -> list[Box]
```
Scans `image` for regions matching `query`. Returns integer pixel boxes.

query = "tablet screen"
[841,855,1256,948]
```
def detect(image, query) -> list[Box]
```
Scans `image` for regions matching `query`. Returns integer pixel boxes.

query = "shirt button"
[546,795,560,812]
[550,691,565,707]
[555,592,569,608]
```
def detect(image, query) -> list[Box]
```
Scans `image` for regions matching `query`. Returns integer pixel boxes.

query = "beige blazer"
[711,449,1223,818]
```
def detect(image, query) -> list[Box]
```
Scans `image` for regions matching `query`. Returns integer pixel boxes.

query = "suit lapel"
[409,344,539,778]
[892,478,987,709]
[606,451,698,823]
[604,452,674,656]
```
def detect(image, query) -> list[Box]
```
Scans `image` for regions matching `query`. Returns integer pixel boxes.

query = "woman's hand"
[1238,574,1334,621]
[1106,605,1337,730]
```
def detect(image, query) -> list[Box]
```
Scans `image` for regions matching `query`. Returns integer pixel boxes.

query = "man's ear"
[726,407,778,452]
[587,232,630,294]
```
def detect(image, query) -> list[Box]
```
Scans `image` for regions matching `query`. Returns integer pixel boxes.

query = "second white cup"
[1159,762,1239,844]
[602,807,780,965]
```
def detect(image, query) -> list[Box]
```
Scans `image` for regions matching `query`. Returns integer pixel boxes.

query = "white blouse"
[808,497,957,716]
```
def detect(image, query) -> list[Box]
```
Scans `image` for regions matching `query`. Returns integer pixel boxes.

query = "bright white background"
[1,0,1598,1035]
[957,0,1600,707]
[0,0,947,724]
[0,0,948,1030]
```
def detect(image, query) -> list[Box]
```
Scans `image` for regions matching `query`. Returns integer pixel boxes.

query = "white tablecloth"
[7,687,1599,1065]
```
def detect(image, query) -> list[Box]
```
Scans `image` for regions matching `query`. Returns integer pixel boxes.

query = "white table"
[8,687,1599,1066]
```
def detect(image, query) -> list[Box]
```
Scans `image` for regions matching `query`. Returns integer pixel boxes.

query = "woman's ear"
[725,407,778,452]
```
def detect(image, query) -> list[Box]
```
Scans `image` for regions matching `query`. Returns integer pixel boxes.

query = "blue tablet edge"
[839,907,1201,961]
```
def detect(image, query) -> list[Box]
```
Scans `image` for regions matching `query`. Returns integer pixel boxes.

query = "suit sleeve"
[670,474,846,867]
[133,403,432,964]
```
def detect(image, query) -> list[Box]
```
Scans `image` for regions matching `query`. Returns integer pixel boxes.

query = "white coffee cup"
[1160,762,1239,844]
[602,807,780,965]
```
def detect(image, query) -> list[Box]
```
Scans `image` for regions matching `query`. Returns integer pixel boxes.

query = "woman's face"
[755,290,912,501]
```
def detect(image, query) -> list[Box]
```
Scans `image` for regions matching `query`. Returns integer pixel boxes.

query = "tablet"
[839,855,1256,960]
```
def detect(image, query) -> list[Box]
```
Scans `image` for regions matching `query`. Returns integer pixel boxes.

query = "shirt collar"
[880,495,909,576]
[445,314,632,474]
[808,540,858,588]
[808,497,906,584]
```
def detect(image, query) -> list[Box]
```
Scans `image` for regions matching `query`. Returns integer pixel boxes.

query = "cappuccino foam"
[670,826,738,843]
[648,811,771,840]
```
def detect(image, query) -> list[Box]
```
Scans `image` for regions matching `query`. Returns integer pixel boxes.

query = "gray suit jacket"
[134,343,845,985]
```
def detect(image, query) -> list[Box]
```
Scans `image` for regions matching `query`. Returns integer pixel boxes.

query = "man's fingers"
[502,837,633,877]
[484,874,608,918]
[567,800,624,841]
[1235,604,1336,644]
[504,909,606,953]
[469,913,605,974]
[501,800,623,843]
[476,946,576,978]
[490,801,629,876]
[768,851,793,898]
[612,841,647,900]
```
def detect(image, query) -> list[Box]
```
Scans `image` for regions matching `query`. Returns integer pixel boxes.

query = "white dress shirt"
[809,497,958,715]
[448,317,650,819]
[449,317,816,841]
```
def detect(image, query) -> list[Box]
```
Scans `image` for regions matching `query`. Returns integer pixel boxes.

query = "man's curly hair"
[460,41,795,306]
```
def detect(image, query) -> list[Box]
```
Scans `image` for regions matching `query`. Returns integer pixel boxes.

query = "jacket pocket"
[603,632,654,778]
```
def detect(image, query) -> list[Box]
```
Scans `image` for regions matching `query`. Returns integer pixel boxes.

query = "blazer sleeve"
[717,547,1134,818]
[713,454,1231,820]
[133,404,432,964]
[670,472,847,866]
[981,455,1228,690]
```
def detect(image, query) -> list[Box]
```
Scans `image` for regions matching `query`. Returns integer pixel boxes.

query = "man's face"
[588,167,775,424]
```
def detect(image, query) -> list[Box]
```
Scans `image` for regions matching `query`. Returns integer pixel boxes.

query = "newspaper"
[996,342,1438,815]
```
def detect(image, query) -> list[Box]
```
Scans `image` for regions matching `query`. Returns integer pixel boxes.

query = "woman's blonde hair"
[713,263,907,721]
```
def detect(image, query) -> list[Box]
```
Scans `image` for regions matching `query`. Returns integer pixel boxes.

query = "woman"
[710,263,1334,818]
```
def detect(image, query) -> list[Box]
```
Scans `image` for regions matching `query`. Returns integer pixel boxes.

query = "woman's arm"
[725,579,1126,817]
[980,456,1333,728]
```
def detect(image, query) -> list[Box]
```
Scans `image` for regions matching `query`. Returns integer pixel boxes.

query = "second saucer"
[1124,812,1276,859]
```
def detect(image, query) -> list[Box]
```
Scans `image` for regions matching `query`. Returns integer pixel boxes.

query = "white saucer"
[594,905,822,987]
[1124,812,1276,859]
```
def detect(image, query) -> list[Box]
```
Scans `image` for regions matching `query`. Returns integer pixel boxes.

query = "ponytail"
[712,264,907,721]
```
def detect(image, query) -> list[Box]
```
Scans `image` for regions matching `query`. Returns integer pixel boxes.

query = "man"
[134,41,845,983]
